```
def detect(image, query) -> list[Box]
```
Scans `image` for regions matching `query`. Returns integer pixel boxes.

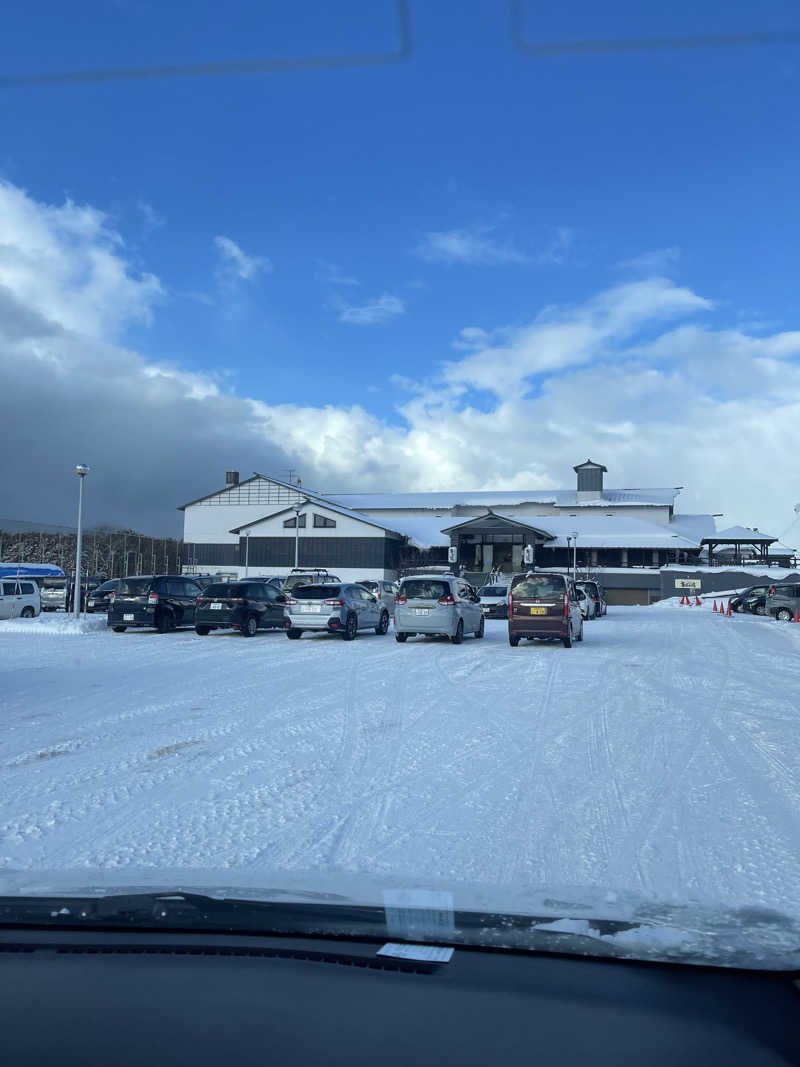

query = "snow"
[326,488,680,510]
[0,614,106,636]
[2,607,800,954]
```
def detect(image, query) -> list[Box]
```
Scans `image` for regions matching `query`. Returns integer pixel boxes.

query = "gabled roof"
[441,511,555,540]
[177,472,266,511]
[703,526,777,544]
[573,458,608,472]
[229,497,405,538]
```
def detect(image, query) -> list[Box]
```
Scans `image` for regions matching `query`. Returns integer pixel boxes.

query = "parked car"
[766,582,800,621]
[575,585,596,620]
[508,571,584,648]
[107,575,204,633]
[578,579,607,617]
[283,568,341,593]
[86,579,120,613]
[729,584,771,613]
[195,581,287,636]
[39,576,67,612]
[0,579,40,620]
[66,574,105,613]
[394,575,484,644]
[284,583,390,640]
[743,592,769,616]
[478,583,509,619]
[355,579,398,614]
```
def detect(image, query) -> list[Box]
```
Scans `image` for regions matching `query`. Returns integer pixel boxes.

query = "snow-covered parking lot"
[2,605,800,924]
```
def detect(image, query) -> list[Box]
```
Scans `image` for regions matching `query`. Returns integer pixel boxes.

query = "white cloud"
[138,201,165,231]
[616,247,681,274]
[414,224,530,266]
[213,235,272,284]
[317,259,359,286]
[2,177,800,542]
[336,293,405,325]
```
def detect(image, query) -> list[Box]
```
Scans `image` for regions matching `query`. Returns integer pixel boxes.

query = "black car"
[729,584,771,613]
[194,581,287,637]
[86,578,119,613]
[108,575,203,633]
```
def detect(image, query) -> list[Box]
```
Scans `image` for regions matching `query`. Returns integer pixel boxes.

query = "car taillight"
[395,595,407,605]
[285,597,297,605]
[228,598,246,605]
[109,592,115,604]
[769,587,775,596]
[508,592,513,616]
[148,592,159,604]
[324,598,345,606]
[438,594,457,606]
[563,593,569,617]
[197,597,208,606]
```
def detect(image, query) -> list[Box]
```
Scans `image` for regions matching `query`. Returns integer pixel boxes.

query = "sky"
[1,1,800,541]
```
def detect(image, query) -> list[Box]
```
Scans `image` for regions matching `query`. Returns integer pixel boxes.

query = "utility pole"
[73,465,90,619]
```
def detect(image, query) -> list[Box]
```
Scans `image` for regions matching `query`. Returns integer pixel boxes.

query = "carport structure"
[701,526,778,566]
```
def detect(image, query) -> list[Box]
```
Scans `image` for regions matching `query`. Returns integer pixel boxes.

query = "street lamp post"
[244,532,250,577]
[571,530,579,582]
[73,465,90,619]
[293,501,303,568]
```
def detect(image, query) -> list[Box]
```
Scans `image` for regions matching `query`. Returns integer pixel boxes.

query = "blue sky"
[2,2,800,534]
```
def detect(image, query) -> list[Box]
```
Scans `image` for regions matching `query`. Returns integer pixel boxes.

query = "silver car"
[284,582,390,640]
[356,579,398,615]
[394,574,484,644]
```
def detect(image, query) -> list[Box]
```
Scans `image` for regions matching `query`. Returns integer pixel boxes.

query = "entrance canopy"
[441,511,554,574]
[701,525,778,565]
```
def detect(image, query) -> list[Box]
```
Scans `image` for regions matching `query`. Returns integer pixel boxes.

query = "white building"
[178,460,789,603]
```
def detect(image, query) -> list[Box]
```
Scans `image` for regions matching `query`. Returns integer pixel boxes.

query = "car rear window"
[293,584,341,599]
[480,586,507,597]
[204,583,241,597]
[512,575,566,598]
[358,581,378,591]
[400,580,450,600]
[116,578,152,595]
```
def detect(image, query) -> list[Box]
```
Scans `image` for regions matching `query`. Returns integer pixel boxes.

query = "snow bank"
[0,614,107,636]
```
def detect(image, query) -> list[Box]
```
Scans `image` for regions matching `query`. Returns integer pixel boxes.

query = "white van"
[0,579,41,620]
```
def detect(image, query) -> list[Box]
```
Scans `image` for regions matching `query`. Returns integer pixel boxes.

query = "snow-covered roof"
[324,487,680,511]
[704,525,777,543]
[665,514,717,542]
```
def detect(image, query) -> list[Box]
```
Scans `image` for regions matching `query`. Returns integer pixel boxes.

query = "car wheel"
[576,620,584,642]
[509,634,520,647]
[451,619,464,645]
[375,610,390,635]
[242,615,258,637]
[776,608,793,622]
[756,604,767,616]
[475,616,485,639]
[112,626,127,633]
[562,624,573,648]
[20,606,35,618]
[343,613,358,641]
[195,626,210,636]
[156,611,175,634]
[395,632,408,642]
[286,628,302,640]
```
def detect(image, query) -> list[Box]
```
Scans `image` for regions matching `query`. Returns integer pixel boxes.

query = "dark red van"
[508,572,584,648]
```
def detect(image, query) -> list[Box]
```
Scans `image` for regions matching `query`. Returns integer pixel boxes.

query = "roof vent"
[574,459,607,501]
[226,471,240,486]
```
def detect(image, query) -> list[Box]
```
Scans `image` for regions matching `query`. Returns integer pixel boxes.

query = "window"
[20,583,35,595]
[400,580,449,600]
[283,514,306,528]
[512,575,566,599]
[166,581,186,597]
[313,514,336,528]
[2,582,16,595]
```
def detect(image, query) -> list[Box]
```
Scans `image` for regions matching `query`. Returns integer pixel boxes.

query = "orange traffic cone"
[695,595,702,606]
[726,602,732,617]
[712,600,718,612]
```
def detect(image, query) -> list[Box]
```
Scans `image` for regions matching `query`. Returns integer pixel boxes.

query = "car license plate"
[301,605,321,613]
[414,608,430,616]
[88,600,95,607]
[481,606,490,614]
[123,613,134,621]
[529,607,546,615]
[210,602,223,610]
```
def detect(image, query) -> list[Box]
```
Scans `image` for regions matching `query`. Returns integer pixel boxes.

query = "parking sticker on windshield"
[383,888,455,940]
[377,943,453,964]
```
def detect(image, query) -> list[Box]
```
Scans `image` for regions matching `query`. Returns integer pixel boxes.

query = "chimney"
[225,471,240,486]
[574,459,607,502]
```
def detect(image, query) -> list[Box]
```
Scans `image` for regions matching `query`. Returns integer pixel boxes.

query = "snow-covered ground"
[2,607,800,935]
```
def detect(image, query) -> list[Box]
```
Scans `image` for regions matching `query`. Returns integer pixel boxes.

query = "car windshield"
[3,5,800,978]
[400,580,449,600]
[115,578,153,595]
[512,576,566,598]
[93,581,116,594]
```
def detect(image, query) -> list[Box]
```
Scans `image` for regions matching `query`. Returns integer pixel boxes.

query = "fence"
[0,526,183,579]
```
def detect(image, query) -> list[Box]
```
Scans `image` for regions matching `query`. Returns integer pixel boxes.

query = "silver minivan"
[0,579,41,620]
[394,574,484,644]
